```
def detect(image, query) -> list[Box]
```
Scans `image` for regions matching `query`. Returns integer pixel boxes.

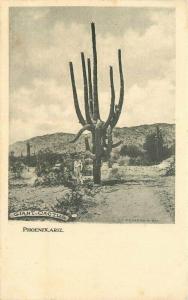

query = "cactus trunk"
[93,158,101,184]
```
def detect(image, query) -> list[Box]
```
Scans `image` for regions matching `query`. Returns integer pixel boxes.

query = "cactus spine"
[69,23,125,184]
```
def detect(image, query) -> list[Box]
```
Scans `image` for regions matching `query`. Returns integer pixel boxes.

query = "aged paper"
[0,0,188,299]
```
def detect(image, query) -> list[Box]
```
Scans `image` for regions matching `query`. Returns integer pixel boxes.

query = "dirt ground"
[9,164,175,223]
[80,177,174,223]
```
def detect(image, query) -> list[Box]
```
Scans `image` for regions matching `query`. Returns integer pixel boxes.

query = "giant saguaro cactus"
[69,23,124,184]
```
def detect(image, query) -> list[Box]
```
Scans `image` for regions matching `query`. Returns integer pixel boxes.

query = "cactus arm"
[103,139,122,149]
[103,66,115,130]
[91,22,100,121]
[112,49,124,127]
[81,52,93,124]
[89,99,94,120]
[112,140,122,148]
[87,58,94,117]
[69,124,92,143]
[69,62,86,126]
[87,58,93,104]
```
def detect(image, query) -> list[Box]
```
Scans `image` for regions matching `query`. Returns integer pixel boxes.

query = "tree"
[69,23,124,184]
[143,126,167,163]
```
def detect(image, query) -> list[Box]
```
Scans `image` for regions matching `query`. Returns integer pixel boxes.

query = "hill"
[9,123,175,157]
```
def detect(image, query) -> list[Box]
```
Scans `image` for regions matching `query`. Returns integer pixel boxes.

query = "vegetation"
[164,156,175,176]
[120,144,142,158]
[143,126,172,164]
[9,126,175,188]
[118,127,174,166]
[53,186,84,215]
[69,22,124,184]
[35,149,63,176]
[10,161,25,179]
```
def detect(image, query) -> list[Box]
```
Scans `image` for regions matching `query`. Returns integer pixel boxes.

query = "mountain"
[113,123,175,149]
[9,123,175,157]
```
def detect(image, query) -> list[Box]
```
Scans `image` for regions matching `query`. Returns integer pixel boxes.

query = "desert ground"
[9,161,175,224]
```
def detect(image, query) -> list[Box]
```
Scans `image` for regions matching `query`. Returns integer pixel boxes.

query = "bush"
[34,167,73,187]
[53,185,95,217]
[164,156,175,176]
[54,187,84,215]
[143,127,173,164]
[11,161,25,178]
[34,149,76,186]
[120,144,142,158]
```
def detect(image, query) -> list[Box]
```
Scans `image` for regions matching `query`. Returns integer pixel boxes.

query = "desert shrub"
[34,149,76,186]
[164,156,175,176]
[120,144,142,158]
[54,187,83,215]
[11,161,25,178]
[53,185,95,217]
[34,172,58,187]
[34,167,73,187]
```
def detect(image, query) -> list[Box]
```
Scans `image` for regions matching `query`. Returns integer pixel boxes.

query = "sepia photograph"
[1,1,188,300]
[9,6,175,223]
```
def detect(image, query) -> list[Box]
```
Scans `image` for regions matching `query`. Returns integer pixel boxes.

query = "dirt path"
[80,178,174,223]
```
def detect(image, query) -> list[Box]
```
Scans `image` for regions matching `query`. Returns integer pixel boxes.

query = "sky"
[9,7,175,143]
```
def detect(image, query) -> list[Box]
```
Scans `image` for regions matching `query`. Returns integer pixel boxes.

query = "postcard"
[0,0,188,299]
